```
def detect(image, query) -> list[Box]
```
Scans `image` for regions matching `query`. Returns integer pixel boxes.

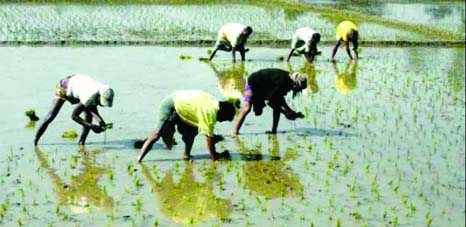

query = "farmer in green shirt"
[136,90,236,162]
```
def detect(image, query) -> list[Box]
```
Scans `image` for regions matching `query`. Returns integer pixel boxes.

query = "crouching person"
[136,90,236,162]
[34,74,114,146]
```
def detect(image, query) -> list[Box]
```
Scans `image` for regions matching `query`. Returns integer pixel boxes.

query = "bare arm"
[331,39,342,61]
[72,104,103,133]
[87,105,106,127]
[206,136,218,161]
[286,48,295,62]
[209,47,219,61]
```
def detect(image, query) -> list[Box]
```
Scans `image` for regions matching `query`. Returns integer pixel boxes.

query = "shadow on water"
[238,127,354,137]
[34,147,114,213]
[234,135,304,198]
[41,139,165,150]
[139,161,232,224]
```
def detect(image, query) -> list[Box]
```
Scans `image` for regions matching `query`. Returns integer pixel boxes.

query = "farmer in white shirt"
[209,23,253,62]
[286,27,321,63]
[34,74,114,146]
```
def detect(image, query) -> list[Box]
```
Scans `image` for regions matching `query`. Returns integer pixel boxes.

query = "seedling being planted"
[25,109,39,121]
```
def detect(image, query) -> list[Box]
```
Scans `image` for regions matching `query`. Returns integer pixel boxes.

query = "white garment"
[215,23,247,48]
[66,74,108,107]
[291,27,318,53]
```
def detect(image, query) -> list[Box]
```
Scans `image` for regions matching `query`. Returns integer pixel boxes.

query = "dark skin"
[209,28,252,62]
[233,84,303,135]
[331,32,358,62]
[286,43,321,64]
[34,96,106,146]
[136,108,234,163]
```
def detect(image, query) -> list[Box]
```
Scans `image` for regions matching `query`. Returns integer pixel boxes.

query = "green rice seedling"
[179,54,192,60]
[275,55,284,61]
[25,109,39,121]
[62,130,78,139]
[391,216,398,227]
[135,198,142,212]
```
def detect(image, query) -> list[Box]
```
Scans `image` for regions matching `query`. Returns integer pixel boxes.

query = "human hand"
[90,124,104,133]
[265,130,277,134]
[212,134,225,144]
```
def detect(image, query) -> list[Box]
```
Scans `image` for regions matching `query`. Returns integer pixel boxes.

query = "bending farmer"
[34,74,114,146]
[331,21,359,61]
[136,90,236,162]
[234,68,307,135]
[287,27,321,63]
[209,23,253,62]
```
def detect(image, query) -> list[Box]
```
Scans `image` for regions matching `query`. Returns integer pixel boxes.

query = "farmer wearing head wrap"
[234,68,307,135]
[209,23,253,62]
[34,74,114,146]
[331,21,359,61]
[136,90,236,162]
[287,27,322,63]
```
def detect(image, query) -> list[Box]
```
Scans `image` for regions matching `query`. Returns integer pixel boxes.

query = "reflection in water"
[34,147,113,213]
[287,62,319,94]
[235,135,303,198]
[332,61,358,95]
[208,62,246,104]
[140,162,232,224]
[26,121,36,128]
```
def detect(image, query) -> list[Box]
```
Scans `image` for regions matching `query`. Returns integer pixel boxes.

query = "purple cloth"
[244,83,252,102]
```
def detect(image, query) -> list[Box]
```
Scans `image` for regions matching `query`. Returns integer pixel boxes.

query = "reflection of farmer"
[208,62,247,104]
[34,147,113,213]
[234,135,303,198]
[34,74,114,146]
[234,68,307,135]
[287,62,319,94]
[286,27,321,63]
[332,61,358,95]
[140,162,232,224]
[209,23,253,62]
[136,90,236,162]
[331,21,359,62]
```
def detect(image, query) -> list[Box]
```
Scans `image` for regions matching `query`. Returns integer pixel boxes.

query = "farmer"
[286,27,321,63]
[331,21,359,61]
[233,68,307,135]
[34,74,114,146]
[136,90,236,162]
[209,23,253,62]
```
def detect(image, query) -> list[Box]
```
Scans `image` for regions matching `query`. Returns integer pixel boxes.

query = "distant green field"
[0,1,464,45]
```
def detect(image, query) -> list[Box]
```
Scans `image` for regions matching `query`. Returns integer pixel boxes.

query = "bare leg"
[137,130,160,162]
[34,98,65,146]
[182,133,196,160]
[78,111,92,146]
[233,101,251,135]
[271,107,281,134]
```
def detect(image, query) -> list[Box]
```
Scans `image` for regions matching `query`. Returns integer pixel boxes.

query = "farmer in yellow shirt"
[331,21,359,61]
[136,90,236,162]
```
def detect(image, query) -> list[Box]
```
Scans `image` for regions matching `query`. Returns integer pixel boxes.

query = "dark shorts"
[243,83,253,102]
[156,94,198,142]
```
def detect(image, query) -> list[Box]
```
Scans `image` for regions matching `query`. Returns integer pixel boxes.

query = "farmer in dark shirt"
[233,68,307,135]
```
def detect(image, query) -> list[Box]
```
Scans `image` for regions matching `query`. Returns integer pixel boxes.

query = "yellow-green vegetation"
[62,130,78,139]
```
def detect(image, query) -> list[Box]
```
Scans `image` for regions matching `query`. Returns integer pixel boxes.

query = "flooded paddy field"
[0,45,464,226]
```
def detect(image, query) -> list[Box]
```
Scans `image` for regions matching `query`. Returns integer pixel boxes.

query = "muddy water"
[0,46,464,226]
